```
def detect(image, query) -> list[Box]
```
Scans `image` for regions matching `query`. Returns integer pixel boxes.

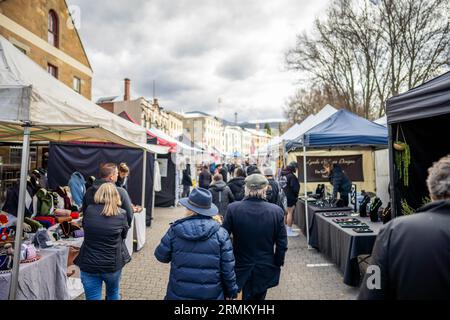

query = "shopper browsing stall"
[116,163,130,191]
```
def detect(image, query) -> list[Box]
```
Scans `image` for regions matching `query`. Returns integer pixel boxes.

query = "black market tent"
[47,143,156,225]
[0,36,164,300]
[154,152,177,207]
[386,71,450,217]
[286,109,388,246]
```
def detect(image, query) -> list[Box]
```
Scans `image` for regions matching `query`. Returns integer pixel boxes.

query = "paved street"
[114,205,359,300]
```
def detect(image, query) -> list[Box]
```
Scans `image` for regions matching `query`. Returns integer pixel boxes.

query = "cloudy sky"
[67,0,330,122]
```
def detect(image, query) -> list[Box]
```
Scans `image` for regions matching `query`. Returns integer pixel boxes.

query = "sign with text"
[296,155,364,182]
[157,158,168,178]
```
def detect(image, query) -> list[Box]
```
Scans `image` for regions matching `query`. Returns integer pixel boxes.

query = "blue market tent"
[286,110,388,151]
[285,109,388,247]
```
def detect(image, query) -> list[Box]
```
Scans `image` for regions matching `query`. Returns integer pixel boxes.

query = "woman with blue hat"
[154,188,238,300]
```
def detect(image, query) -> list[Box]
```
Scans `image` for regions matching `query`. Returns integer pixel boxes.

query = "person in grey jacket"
[209,174,234,217]
[358,155,450,300]
[83,163,134,227]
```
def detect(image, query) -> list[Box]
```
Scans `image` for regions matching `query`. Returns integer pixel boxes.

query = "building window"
[48,10,59,47]
[73,77,81,93]
[47,63,58,78]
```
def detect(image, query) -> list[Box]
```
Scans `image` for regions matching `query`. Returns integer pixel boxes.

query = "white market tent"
[0,36,168,299]
[148,127,204,153]
[258,105,339,157]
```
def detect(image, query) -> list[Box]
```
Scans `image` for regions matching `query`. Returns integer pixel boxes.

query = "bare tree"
[286,0,450,120]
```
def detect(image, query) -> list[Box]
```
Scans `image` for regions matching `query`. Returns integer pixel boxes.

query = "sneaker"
[287,228,299,237]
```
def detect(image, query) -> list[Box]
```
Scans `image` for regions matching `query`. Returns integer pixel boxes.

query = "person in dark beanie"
[358,155,450,300]
[323,161,352,207]
[223,174,288,300]
[279,162,300,237]
[154,188,238,300]
[209,174,235,217]
[228,168,247,201]
[264,168,286,211]
[199,165,212,189]
[217,164,228,183]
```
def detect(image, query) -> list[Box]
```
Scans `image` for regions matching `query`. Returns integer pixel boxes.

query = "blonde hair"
[94,183,122,216]
[119,163,130,174]
[185,210,223,224]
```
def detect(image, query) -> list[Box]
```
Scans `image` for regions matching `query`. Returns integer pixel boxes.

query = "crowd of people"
[74,153,450,301]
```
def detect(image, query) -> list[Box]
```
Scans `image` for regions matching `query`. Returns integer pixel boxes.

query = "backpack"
[266,180,279,204]
[278,175,288,190]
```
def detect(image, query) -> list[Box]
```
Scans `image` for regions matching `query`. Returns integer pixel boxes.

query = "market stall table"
[314,213,383,286]
[0,245,69,300]
[294,198,352,247]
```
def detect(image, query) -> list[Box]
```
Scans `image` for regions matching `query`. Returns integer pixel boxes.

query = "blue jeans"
[80,270,122,300]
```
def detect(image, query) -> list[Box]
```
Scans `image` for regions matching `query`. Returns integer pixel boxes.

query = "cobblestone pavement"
[79,205,359,300]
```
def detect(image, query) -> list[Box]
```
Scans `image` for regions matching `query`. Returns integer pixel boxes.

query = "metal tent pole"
[141,150,147,207]
[151,154,158,223]
[9,123,31,300]
[303,145,312,250]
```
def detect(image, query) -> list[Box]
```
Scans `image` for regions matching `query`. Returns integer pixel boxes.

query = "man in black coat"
[358,155,450,300]
[82,163,134,227]
[223,174,288,300]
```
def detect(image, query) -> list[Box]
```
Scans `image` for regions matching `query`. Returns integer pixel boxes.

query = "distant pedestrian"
[217,164,228,183]
[264,168,286,211]
[358,155,450,300]
[181,163,193,197]
[75,183,131,300]
[228,168,246,201]
[209,174,234,217]
[279,162,300,237]
[154,188,238,300]
[199,165,212,189]
[223,174,288,300]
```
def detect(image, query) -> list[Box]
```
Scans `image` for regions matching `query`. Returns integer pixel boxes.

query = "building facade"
[97,79,183,137]
[0,0,93,99]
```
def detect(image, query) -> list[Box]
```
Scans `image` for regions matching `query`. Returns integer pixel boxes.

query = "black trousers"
[242,280,268,301]
[341,194,349,206]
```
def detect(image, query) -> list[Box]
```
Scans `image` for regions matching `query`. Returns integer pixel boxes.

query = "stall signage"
[296,155,364,182]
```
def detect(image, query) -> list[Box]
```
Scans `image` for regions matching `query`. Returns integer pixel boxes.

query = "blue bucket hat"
[179,188,218,217]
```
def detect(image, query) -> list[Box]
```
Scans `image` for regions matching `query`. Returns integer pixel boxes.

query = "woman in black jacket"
[199,165,212,189]
[75,183,131,300]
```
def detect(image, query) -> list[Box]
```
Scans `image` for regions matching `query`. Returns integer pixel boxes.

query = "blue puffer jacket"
[68,172,86,208]
[154,215,238,300]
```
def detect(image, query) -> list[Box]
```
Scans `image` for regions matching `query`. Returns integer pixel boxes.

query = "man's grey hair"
[245,186,268,200]
[427,155,450,200]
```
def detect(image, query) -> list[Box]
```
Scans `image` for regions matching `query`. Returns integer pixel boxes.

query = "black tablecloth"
[293,199,352,248]
[314,213,382,286]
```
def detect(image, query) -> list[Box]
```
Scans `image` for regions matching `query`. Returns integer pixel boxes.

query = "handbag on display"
[359,195,371,217]
[369,198,383,222]
[59,221,81,238]
[381,203,392,224]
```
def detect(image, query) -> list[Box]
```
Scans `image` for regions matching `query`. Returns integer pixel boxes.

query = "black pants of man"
[242,280,267,301]
[182,185,191,198]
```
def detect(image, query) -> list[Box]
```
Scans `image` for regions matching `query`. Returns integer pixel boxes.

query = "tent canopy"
[302,110,388,148]
[386,71,450,124]
[0,36,148,149]
[285,105,338,151]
